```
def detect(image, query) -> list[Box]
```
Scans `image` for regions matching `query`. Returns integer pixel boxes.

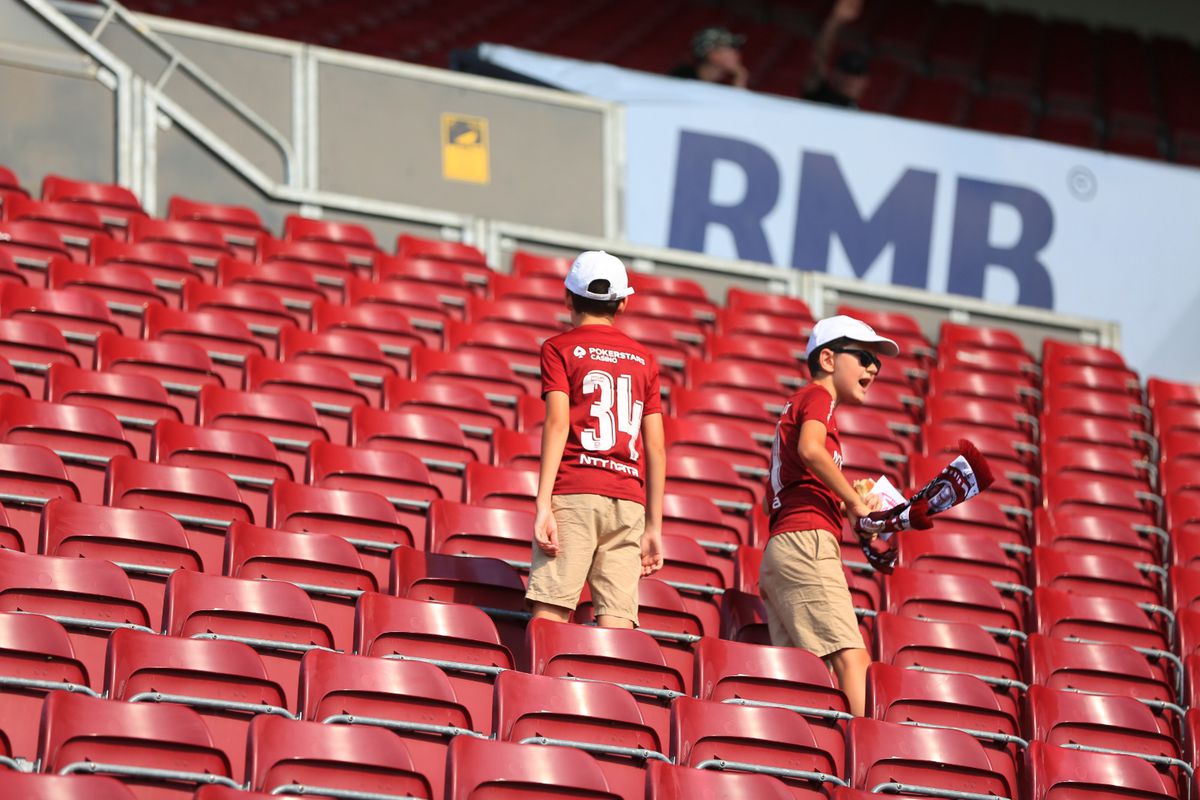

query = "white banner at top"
[480,45,1200,383]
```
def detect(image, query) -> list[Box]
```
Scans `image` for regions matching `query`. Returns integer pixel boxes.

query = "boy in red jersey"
[526,251,665,629]
[761,315,899,717]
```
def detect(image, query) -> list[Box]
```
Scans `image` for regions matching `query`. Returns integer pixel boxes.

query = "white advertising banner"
[480,45,1200,382]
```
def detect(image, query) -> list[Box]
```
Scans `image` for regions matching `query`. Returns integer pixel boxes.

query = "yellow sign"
[441,113,490,185]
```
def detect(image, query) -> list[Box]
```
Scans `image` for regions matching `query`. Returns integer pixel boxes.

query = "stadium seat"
[664,454,755,537]
[894,529,1028,589]
[0,220,72,284]
[463,462,538,512]
[0,317,77,398]
[445,319,543,394]
[0,354,25,401]
[925,394,1038,442]
[347,278,453,348]
[1044,385,1153,429]
[724,287,813,321]
[426,499,534,569]
[616,316,700,374]
[182,282,298,355]
[445,735,621,800]
[91,239,202,302]
[383,377,506,462]
[42,174,145,236]
[527,618,685,746]
[283,214,380,272]
[3,196,109,262]
[1031,546,1162,606]
[848,717,1016,798]
[198,384,328,478]
[377,255,477,318]
[1043,473,1162,529]
[40,499,199,630]
[257,239,356,301]
[0,773,136,799]
[48,258,165,337]
[685,358,798,407]
[37,692,238,797]
[104,627,289,778]
[1044,441,1156,494]
[670,696,838,798]
[716,308,813,349]
[245,715,433,798]
[350,406,478,501]
[409,346,526,426]
[645,760,794,800]
[245,355,367,444]
[306,439,439,545]
[143,305,266,388]
[279,327,398,407]
[391,547,529,661]
[1024,685,1185,790]
[938,346,1039,382]
[313,303,426,374]
[1037,509,1165,567]
[1046,362,1142,397]
[354,592,513,734]
[267,480,412,588]
[883,567,1024,651]
[1023,740,1179,800]
[224,521,375,650]
[298,649,473,800]
[467,295,571,336]
[0,395,134,503]
[716,587,770,644]
[1,283,122,364]
[494,669,664,799]
[966,94,1036,136]
[0,612,92,763]
[163,570,333,709]
[95,333,221,421]
[130,217,233,274]
[0,441,78,551]
[511,249,572,279]
[168,195,268,259]
[1042,413,1158,461]
[491,428,541,470]
[396,233,487,267]
[45,363,180,459]
[867,662,1022,779]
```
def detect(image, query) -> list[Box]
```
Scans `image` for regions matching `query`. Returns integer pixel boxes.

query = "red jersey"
[541,325,663,505]
[767,383,845,536]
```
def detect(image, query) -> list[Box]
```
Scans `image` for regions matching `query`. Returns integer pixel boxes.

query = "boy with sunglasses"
[760,315,899,717]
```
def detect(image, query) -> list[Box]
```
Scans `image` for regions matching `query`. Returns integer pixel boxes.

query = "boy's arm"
[534,390,570,555]
[797,418,873,530]
[639,412,665,575]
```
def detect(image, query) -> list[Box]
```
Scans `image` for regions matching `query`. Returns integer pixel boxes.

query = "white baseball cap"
[804,314,900,359]
[564,251,635,302]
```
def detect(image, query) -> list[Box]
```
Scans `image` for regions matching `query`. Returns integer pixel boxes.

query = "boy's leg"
[825,646,870,718]
[588,497,644,629]
[525,495,599,621]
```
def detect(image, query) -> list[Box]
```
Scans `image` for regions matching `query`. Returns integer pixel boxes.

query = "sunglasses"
[833,347,882,371]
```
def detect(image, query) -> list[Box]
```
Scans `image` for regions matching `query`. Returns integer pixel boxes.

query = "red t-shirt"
[767,383,845,537]
[541,325,663,505]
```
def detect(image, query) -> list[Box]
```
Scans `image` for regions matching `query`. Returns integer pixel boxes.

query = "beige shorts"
[525,493,645,625]
[759,528,864,658]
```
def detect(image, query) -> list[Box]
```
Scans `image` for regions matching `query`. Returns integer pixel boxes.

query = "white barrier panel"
[480,45,1200,383]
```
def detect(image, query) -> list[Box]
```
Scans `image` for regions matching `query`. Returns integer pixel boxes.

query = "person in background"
[670,26,750,88]
[804,0,871,107]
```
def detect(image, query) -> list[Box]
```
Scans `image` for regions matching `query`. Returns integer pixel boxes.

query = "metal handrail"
[91,0,297,184]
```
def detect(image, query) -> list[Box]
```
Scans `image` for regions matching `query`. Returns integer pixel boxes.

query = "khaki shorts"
[525,494,645,625]
[759,528,864,658]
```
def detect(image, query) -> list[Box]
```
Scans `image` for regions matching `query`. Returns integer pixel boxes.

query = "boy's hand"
[640,529,664,576]
[534,507,559,556]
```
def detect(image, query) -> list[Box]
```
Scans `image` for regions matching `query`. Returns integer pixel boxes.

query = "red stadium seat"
[95,333,220,420]
[1031,546,1161,606]
[48,258,164,337]
[671,696,837,798]
[445,735,621,800]
[104,628,289,778]
[494,670,663,799]
[883,567,1024,651]
[384,376,506,461]
[245,715,432,799]
[348,278,453,347]
[0,395,134,503]
[0,612,92,762]
[257,238,355,301]
[377,255,477,317]
[1,283,121,364]
[874,613,1024,701]
[645,761,793,800]
[527,618,685,751]
[298,649,471,800]
[894,529,1028,589]
[717,588,770,644]
[445,319,543,394]
[168,195,268,258]
[1044,441,1156,493]
[426,499,534,569]
[218,257,325,328]
[163,570,333,710]
[354,592,514,734]
[46,363,180,459]
[0,549,150,690]
[847,717,1016,798]
[244,355,367,444]
[182,281,298,355]
[313,303,425,374]
[1042,413,1158,460]
[91,239,201,301]
[967,94,1036,136]
[717,308,813,347]
[1043,473,1162,529]
[224,521,375,651]
[198,385,328,478]
[42,175,144,235]
[463,462,538,512]
[0,318,77,398]
[925,394,1038,441]
[283,214,380,271]
[1024,740,1178,800]
[351,406,478,501]
[491,428,541,470]
[130,217,233,274]
[390,547,528,661]
[467,295,568,335]
[143,304,266,388]
[396,233,487,267]
[280,327,396,406]
[40,499,199,630]
[1037,509,1165,567]
[0,442,78,552]
[1044,385,1152,429]
[37,692,237,796]
[409,346,526,426]
[0,774,135,799]
[511,249,572,279]
[3,196,109,262]
[0,220,72,284]
[724,287,813,321]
